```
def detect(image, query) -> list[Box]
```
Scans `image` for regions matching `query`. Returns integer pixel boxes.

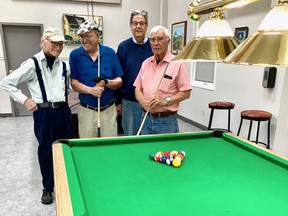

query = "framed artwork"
[235,27,249,43]
[63,14,103,45]
[171,21,187,54]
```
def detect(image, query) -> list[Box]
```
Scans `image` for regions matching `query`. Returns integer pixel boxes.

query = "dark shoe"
[41,189,53,204]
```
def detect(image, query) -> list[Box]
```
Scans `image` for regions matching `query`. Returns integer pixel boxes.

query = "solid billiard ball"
[172,158,181,167]
[161,156,167,163]
[149,152,155,160]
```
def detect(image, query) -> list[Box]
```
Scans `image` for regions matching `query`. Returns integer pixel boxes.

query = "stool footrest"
[250,140,269,148]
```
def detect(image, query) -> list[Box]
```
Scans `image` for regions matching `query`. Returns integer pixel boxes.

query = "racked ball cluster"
[149,150,186,168]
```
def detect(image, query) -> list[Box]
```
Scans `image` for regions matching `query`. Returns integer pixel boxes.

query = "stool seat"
[208,101,235,132]
[237,110,272,149]
[209,101,235,109]
[240,110,272,121]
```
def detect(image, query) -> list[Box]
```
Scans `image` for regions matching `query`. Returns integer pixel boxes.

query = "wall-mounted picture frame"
[63,14,103,45]
[171,21,187,54]
[235,27,249,43]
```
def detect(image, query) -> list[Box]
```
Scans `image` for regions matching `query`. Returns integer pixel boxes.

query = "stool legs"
[208,108,214,130]
[228,109,231,132]
[248,120,253,140]
[208,108,232,132]
[267,119,271,149]
[237,118,243,136]
[237,117,271,149]
[255,121,260,144]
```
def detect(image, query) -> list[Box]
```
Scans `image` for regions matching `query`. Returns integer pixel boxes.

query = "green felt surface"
[61,131,288,216]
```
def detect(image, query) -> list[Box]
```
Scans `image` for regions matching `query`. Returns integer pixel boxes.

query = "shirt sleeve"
[176,62,192,92]
[0,59,35,104]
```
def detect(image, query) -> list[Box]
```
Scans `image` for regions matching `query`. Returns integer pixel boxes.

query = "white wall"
[168,0,288,157]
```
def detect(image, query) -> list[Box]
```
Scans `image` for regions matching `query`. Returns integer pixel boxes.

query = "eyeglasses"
[131,10,148,16]
[149,37,168,43]
[79,32,97,40]
[46,38,64,47]
[130,21,147,27]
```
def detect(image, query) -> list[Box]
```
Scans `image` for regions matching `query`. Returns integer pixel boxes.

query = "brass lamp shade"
[224,30,288,66]
[174,36,239,61]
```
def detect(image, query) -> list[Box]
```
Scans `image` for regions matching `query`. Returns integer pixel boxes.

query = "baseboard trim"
[0,113,13,117]
[177,114,207,131]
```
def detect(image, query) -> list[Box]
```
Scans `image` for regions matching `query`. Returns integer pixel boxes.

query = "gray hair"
[150,26,170,39]
[130,10,148,24]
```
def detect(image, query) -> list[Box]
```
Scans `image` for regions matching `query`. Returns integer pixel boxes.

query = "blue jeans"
[140,111,179,135]
[121,99,142,135]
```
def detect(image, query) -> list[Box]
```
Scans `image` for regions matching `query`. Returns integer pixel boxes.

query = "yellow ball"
[172,158,181,168]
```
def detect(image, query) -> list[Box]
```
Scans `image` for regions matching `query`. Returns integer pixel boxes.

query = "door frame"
[0,22,43,117]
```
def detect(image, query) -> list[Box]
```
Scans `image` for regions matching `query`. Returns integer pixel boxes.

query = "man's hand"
[24,98,38,112]
[94,77,108,87]
[88,86,104,98]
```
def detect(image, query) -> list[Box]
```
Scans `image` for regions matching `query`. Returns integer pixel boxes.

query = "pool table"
[52,131,288,216]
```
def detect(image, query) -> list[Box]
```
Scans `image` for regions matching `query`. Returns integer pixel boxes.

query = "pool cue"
[136,63,170,136]
[97,47,101,137]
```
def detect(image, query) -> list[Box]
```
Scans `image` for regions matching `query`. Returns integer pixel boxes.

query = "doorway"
[0,23,43,116]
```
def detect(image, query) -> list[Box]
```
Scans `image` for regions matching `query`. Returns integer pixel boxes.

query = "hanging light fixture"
[173,0,262,61]
[174,9,239,61]
[225,0,288,66]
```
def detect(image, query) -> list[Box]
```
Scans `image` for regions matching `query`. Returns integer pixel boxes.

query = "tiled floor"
[0,116,200,216]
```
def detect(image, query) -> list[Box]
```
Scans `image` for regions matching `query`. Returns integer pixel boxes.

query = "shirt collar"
[80,43,102,56]
[132,36,148,45]
[150,51,175,64]
[40,49,60,61]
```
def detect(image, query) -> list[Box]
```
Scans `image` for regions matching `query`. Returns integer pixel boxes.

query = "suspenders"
[31,57,68,103]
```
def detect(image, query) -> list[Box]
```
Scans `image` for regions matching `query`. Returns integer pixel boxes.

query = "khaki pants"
[78,104,118,138]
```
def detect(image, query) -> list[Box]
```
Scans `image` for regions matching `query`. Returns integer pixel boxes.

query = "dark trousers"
[33,106,74,192]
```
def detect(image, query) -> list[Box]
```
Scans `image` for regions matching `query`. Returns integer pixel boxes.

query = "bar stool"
[237,110,272,149]
[208,101,235,132]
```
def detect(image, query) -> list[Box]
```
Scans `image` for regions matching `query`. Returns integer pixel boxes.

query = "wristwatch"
[165,97,171,106]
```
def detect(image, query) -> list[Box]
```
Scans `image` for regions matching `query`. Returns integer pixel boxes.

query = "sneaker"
[41,189,53,204]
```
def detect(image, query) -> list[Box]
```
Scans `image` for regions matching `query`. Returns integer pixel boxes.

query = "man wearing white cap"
[0,26,74,205]
[70,20,123,138]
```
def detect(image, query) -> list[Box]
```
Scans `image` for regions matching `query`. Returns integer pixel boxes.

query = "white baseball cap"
[43,26,66,42]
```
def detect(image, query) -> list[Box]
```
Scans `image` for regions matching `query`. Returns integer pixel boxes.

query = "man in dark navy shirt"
[117,10,153,135]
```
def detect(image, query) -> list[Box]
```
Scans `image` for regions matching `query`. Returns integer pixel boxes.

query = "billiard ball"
[154,155,161,162]
[161,156,167,163]
[179,151,186,157]
[149,152,155,160]
[172,158,181,167]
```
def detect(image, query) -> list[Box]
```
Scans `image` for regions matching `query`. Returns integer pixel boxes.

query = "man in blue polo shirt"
[69,20,123,138]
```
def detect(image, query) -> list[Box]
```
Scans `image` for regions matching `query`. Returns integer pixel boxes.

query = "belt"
[144,109,177,118]
[80,100,114,112]
[37,102,68,108]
